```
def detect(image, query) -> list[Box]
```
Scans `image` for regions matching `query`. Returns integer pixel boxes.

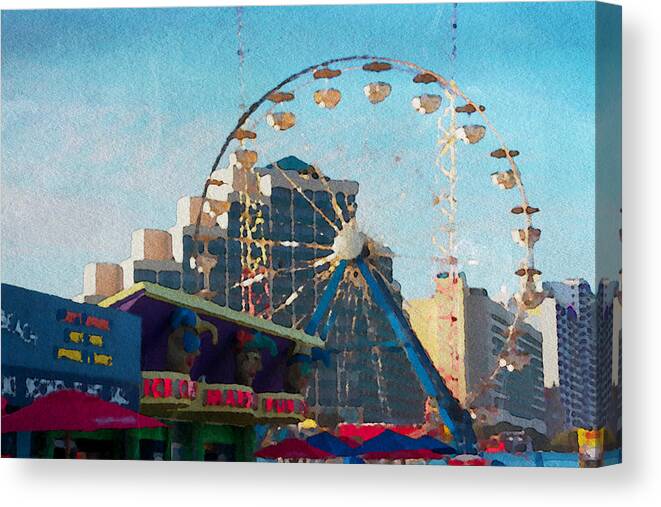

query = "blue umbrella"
[414,435,456,455]
[353,430,457,456]
[307,432,358,457]
[352,430,423,454]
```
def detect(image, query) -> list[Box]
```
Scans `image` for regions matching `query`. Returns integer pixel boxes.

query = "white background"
[0,0,658,505]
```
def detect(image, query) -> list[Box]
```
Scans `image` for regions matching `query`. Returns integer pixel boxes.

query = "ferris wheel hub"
[332,219,366,261]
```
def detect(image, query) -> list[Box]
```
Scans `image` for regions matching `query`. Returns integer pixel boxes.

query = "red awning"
[254,438,332,460]
[1,390,166,433]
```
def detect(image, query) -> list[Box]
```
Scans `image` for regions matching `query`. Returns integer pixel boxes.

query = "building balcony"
[140,371,197,416]
[140,372,306,425]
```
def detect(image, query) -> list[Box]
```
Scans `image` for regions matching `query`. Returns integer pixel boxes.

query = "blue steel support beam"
[319,308,338,341]
[304,260,347,338]
[356,257,477,453]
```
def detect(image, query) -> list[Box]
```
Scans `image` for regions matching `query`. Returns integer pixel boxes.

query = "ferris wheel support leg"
[355,257,477,453]
[304,260,347,338]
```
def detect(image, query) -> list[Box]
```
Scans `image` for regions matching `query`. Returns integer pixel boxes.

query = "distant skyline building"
[544,279,597,430]
[523,292,565,437]
[525,295,560,388]
[542,278,620,432]
[406,274,547,434]
[612,283,622,434]
[596,279,619,430]
[543,386,566,438]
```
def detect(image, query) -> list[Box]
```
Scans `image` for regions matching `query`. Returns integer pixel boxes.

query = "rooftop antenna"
[236,6,247,113]
[450,2,458,81]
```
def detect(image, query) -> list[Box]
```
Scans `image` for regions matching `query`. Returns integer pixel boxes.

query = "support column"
[45,432,56,459]
[191,422,205,461]
[126,430,141,460]
[164,426,173,461]
[16,432,31,458]
[356,257,476,452]
[234,426,256,462]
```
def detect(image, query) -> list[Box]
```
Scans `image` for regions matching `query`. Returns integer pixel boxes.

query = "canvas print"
[1,2,622,467]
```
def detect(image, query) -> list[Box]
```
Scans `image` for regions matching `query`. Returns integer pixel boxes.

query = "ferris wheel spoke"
[232,261,328,290]
[268,263,336,317]
[270,164,343,233]
[307,164,352,226]
[336,279,357,406]
[233,236,334,253]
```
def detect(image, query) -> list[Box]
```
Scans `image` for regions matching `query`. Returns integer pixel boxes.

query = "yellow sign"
[89,334,104,347]
[57,348,83,363]
[68,331,84,344]
[93,353,113,366]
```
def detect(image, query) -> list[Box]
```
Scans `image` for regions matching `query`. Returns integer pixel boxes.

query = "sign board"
[1,283,142,410]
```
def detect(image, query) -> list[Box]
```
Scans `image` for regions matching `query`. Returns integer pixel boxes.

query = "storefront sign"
[1,284,142,410]
[142,372,197,401]
[203,385,257,410]
[140,375,306,422]
[260,394,306,418]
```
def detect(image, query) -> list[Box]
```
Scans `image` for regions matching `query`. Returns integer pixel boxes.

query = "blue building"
[1,283,143,458]
[1,283,142,411]
[543,279,619,430]
[596,280,619,431]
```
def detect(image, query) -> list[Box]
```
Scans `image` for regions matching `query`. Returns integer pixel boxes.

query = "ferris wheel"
[190,54,545,451]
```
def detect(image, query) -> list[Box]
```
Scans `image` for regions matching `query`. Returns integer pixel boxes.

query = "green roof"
[98,282,323,348]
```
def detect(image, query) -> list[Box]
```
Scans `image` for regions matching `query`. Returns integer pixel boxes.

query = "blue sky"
[1,2,619,300]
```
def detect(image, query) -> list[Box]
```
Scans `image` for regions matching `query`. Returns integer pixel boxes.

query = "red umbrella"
[447,454,488,466]
[255,438,332,461]
[339,436,360,448]
[1,389,165,433]
[362,449,444,461]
